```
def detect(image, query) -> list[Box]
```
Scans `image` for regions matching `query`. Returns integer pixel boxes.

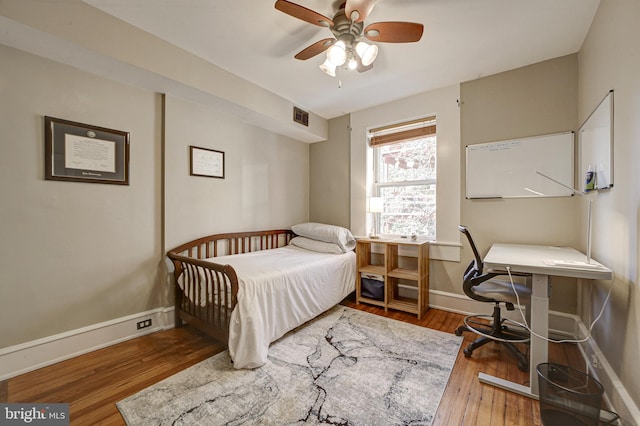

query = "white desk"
[482,243,613,398]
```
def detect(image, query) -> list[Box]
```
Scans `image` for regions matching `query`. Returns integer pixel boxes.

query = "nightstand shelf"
[359,264,386,275]
[355,237,430,319]
[357,297,386,308]
[388,268,419,280]
[387,298,419,315]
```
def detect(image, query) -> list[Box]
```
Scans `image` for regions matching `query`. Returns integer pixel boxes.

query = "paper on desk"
[543,259,604,269]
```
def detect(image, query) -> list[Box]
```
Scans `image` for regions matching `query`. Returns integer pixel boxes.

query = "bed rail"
[167,229,295,343]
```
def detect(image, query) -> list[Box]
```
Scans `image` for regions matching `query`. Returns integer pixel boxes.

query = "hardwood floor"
[1,301,585,425]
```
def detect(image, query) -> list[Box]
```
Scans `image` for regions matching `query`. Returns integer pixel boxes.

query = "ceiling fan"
[274,0,424,77]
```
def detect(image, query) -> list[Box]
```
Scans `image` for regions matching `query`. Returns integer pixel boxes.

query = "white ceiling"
[77,1,599,119]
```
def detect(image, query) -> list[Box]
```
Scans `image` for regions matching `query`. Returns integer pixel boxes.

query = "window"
[370,117,437,239]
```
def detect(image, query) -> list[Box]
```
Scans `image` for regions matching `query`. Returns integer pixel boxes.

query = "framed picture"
[190,146,225,179]
[44,116,130,185]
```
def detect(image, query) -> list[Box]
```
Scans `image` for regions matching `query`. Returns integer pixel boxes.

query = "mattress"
[207,245,356,369]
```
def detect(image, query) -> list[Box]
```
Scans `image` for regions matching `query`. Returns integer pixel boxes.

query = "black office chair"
[455,225,532,372]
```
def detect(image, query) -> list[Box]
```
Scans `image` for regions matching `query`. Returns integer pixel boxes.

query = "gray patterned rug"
[117,306,462,425]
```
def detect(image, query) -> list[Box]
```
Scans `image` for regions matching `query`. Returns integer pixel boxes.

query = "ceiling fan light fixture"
[347,56,358,70]
[355,41,378,66]
[327,40,347,66]
[319,58,337,77]
[275,1,423,77]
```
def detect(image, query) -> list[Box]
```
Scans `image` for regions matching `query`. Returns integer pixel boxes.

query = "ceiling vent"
[293,106,309,127]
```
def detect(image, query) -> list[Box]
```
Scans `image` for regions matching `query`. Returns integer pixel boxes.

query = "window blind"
[368,116,436,147]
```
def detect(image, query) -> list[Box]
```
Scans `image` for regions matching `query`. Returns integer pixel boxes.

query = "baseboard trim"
[577,320,640,425]
[0,307,175,381]
[428,289,573,337]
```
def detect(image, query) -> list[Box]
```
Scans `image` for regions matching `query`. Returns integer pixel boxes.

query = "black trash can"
[536,363,604,426]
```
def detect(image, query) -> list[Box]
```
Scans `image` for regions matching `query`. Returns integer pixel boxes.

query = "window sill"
[361,237,461,262]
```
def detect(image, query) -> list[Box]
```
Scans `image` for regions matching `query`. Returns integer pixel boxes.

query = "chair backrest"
[458,225,484,272]
[458,225,500,303]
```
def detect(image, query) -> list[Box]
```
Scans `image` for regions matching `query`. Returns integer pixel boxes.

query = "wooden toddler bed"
[167,225,356,369]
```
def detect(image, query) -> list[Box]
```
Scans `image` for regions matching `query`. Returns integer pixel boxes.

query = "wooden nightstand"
[355,237,430,319]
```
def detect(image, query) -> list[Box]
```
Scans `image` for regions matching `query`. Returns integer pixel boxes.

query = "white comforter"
[206,245,356,369]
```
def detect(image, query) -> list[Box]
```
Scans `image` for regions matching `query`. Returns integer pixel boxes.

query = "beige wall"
[0,0,327,143]
[3,0,638,415]
[0,45,162,347]
[460,54,580,313]
[0,46,311,351]
[578,0,640,415]
[309,114,351,228]
[349,85,462,244]
[164,94,310,251]
[310,55,586,309]
[347,84,462,294]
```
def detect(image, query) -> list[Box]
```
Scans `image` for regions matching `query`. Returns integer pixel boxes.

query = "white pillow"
[291,222,356,252]
[289,237,344,254]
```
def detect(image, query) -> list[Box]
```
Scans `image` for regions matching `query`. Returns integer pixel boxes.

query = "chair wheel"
[463,348,473,358]
[517,360,528,372]
[455,329,463,336]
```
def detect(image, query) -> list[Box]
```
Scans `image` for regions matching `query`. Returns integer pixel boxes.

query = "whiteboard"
[466,132,574,198]
[579,90,613,191]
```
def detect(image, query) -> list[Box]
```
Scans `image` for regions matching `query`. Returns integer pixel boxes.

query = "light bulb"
[355,41,378,66]
[348,57,358,70]
[355,41,368,57]
[327,40,346,66]
[319,58,336,77]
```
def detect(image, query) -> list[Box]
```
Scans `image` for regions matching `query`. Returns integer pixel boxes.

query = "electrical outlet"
[136,319,152,330]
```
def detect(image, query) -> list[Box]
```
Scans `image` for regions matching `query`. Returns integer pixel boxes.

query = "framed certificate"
[190,146,225,179]
[44,116,130,185]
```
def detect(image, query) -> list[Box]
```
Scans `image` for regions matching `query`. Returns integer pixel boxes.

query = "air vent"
[293,106,309,127]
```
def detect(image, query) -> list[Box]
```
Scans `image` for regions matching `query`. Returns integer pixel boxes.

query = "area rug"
[117,306,462,425]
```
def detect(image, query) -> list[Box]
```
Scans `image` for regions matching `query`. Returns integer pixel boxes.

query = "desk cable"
[505,266,616,345]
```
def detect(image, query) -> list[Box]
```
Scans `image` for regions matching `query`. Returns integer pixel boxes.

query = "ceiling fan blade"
[364,21,424,43]
[274,0,333,27]
[345,0,377,23]
[294,38,336,60]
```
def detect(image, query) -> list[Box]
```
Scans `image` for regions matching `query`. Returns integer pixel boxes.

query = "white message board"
[466,132,574,199]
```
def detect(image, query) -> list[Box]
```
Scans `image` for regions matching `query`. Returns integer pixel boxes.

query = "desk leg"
[529,273,549,396]
[478,273,549,399]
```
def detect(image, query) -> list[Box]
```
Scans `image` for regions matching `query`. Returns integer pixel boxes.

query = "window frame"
[370,127,437,239]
